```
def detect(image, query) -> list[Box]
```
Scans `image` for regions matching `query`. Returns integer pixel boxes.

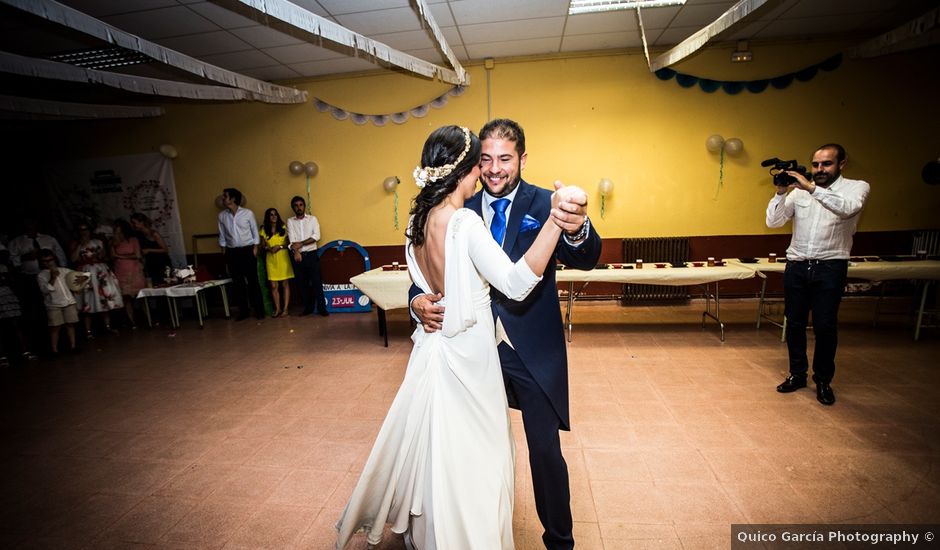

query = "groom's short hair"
[480,118,526,156]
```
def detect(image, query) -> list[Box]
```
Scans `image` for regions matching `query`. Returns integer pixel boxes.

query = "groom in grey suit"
[412,119,601,549]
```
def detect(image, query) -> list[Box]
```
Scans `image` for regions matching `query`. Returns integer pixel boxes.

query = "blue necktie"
[490,198,510,246]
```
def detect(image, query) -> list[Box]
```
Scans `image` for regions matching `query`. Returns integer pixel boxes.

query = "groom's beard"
[481,175,520,198]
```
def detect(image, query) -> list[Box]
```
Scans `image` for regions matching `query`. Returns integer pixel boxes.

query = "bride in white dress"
[336,126,566,549]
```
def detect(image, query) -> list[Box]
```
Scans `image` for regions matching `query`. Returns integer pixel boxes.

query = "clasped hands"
[551,180,589,234]
[413,181,590,333]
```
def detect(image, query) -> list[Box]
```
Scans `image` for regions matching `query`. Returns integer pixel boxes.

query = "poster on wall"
[43,152,186,268]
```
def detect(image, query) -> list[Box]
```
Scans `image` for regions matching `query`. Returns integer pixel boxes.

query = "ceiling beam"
[228,0,468,86]
[0,50,298,103]
[1,0,307,103]
[0,93,165,119]
[413,0,467,85]
[649,0,770,72]
[849,6,940,58]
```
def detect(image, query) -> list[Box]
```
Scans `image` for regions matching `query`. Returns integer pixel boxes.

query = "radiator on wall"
[621,237,691,303]
[912,230,940,255]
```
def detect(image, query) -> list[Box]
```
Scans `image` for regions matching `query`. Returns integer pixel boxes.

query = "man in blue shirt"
[217,187,264,320]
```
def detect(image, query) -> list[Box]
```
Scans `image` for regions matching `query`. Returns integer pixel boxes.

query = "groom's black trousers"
[499,342,574,550]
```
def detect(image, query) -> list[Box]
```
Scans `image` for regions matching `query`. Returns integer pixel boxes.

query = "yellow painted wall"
[18,41,940,251]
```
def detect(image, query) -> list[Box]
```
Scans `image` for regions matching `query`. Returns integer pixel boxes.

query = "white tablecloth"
[556,264,756,285]
[349,268,411,310]
[727,258,940,281]
[349,264,758,312]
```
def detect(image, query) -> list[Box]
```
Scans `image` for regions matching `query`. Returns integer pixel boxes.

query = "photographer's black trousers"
[783,259,848,384]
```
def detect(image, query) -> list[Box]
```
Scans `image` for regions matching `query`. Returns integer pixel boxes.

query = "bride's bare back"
[412,204,456,297]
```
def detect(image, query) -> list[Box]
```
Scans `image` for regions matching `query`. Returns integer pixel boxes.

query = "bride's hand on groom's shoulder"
[551,180,589,233]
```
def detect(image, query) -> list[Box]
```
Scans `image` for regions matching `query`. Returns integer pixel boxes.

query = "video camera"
[761,157,811,186]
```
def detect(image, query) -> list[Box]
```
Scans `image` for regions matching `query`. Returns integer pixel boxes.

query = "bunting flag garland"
[314,85,466,126]
[655,54,842,94]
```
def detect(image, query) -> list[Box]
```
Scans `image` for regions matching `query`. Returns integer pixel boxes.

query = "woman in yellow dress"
[260,208,295,317]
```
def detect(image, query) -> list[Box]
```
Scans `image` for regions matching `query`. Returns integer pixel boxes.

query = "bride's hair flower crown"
[413,126,472,189]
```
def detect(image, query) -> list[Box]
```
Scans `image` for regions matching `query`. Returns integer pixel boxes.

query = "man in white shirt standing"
[286,196,328,316]
[8,218,68,351]
[218,187,264,321]
[766,143,870,405]
[8,218,68,275]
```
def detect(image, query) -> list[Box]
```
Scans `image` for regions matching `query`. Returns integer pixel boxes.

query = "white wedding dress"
[336,209,542,550]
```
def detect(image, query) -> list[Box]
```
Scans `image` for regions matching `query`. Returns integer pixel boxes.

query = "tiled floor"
[1,298,937,549]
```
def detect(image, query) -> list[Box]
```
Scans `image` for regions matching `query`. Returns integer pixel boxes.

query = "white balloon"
[705,134,724,153]
[214,195,225,210]
[383,176,400,192]
[724,137,744,156]
[159,144,178,159]
[289,161,304,175]
[598,178,614,196]
[304,161,319,177]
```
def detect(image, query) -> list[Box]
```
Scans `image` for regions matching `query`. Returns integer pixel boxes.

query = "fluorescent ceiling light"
[569,0,687,15]
[49,47,150,70]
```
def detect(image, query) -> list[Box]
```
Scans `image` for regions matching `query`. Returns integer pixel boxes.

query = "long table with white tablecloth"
[557,263,757,341]
[136,279,232,328]
[350,264,758,344]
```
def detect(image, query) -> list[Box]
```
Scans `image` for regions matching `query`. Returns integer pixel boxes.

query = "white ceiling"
[0,0,936,112]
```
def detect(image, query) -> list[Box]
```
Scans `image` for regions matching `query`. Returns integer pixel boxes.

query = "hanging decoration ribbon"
[705,135,743,199]
[382,176,401,229]
[314,86,466,126]
[717,146,725,199]
[598,178,614,219]
[303,162,318,213]
[655,54,842,94]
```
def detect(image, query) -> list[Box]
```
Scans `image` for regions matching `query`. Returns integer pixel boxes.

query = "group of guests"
[217,189,329,320]
[0,213,170,361]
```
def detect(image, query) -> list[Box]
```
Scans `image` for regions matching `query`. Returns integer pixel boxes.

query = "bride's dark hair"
[407,125,481,247]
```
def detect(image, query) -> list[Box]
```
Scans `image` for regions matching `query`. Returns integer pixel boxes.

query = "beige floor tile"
[583,449,651,482]
[163,496,256,547]
[598,521,678,545]
[789,480,887,523]
[723,482,819,524]
[642,449,715,483]
[214,465,290,501]
[700,449,786,483]
[99,495,198,544]
[654,482,747,524]
[590,481,670,523]
[223,504,317,549]
[267,469,346,508]
[155,462,240,500]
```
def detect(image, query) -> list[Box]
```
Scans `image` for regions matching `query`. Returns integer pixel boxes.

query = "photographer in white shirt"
[766,143,870,406]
